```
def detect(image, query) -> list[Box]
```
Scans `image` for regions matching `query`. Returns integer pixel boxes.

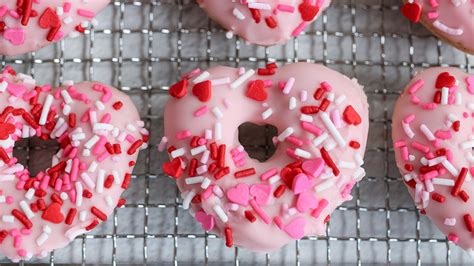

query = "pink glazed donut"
[162,63,369,251]
[0,0,110,56]
[401,0,474,54]
[196,0,332,46]
[392,67,474,252]
[0,67,148,261]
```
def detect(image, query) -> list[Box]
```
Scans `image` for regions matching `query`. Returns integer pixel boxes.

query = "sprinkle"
[39,95,54,125]
[432,178,454,186]
[315,179,334,192]
[420,124,436,141]
[294,148,311,159]
[182,190,196,210]
[214,123,222,141]
[289,97,297,110]
[212,107,223,119]
[277,127,294,141]
[283,78,295,94]
[213,205,228,222]
[262,108,273,120]
[402,122,415,139]
[320,112,346,147]
[230,69,255,89]
[444,218,456,226]
[249,199,271,224]
[452,167,467,196]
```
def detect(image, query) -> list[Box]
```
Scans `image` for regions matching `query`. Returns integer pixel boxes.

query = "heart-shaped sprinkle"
[280,166,303,189]
[246,80,267,102]
[162,157,183,178]
[435,72,456,89]
[192,80,212,102]
[296,191,317,213]
[302,158,325,178]
[401,2,422,23]
[3,29,26,46]
[343,105,362,126]
[38,8,61,29]
[41,203,65,224]
[466,76,474,94]
[284,217,306,239]
[169,79,188,99]
[226,183,250,206]
[249,184,271,205]
[292,173,313,194]
[298,2,320,22]
[195,210,215,231]
[0,123,16,140]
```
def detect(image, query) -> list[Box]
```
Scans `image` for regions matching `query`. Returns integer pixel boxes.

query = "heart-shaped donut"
[392,67,474,252]
[162,63,369,251]
[0,67,147,261]
[0,0,110,56]
[196,0,332,46]
[401,0,474,54]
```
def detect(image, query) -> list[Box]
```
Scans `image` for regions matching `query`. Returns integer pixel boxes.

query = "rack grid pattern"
[1,0,473,265]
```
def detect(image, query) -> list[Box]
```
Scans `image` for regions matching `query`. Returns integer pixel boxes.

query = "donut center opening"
[237,122,278,162]
[13,137,60,176]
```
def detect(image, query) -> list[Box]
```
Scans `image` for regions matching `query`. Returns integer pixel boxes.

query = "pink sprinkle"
[260,168,278,181]
[249,199,271,224]
[434,130,452,140]
[7,83,27,97]
[311,199,328,218]
[300,90,308,101]
[427,12,439,19]
[100,113,112,123]
[40,176,50,191]
[401,146,409,161]
[181,68,201,79]
[286,148,299,160]
[291,21,308,37]
[63,2,72,13]
[197,138,207,146]
[276,4,294,12]
[194,106,208,117]
[232,152,246,162]
[422,103,437,110]
[223,99,232,108]
[201,185,213,200]
[321,82,332,92]
[69,189,76,204]
[408,79,424,94]
[238,67,246,76]
[176,130,191,140]
[411,141,430,153]
[448,233,459,243]
[126,134,136,143]
[8,10,20,19]
[20,228,31,235]
[423,170,438,180]
[263,80,273,87]
[301,121,322,136]
[17,249,26,258]
[429,0,439,8]
[286,136,304,147]
[273,217,284,230]
[97,151,110,162]
[77,9,95,18]
[403,114,415,124]
[410,95,420,104]
[0,5,7,17]
[331,110,342,128]
[5,196,13,204]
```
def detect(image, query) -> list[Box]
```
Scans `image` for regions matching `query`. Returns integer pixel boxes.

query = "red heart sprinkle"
[192,80,211,102]
[435,72,456,89]
[401,2,422,23]
[162,157,183,179]
[343,105,362,126]
[38,8,60,29]
[298,2,320,22]
[246,80,267,102]
[0,122,16,140]
[169,79,188,99]
[42,202,65,224]
[280,167,303,189]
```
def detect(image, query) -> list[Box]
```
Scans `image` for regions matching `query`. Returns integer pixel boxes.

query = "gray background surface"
[1,0,473,265]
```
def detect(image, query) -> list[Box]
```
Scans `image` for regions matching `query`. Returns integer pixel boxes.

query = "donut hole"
[238,122,278,162]
[13,137,60,176]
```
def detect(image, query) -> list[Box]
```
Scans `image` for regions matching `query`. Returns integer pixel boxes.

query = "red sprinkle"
[127,139,143,155]
[431,192,445,203]
[452,167,467,197]
[273,184,286,198]
[217,144,226,168]
[121,173,132,189]
[65,208,77,225]
[244,211,256,223]
[234,168,256,178]
[464,214,473,232]
[85,219,100,231]
[349,140,360,149]
[12,209,33,229]
[224,227,233,247]
[320,147,340,176]
[214,167,230,180]
[459,190,470,202]
[301,106,319,114]
[91,207,107,221]
[113,101,123,110]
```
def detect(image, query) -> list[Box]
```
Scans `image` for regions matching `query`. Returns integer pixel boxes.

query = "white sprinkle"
[441,159,459,177]
[84,135,100,149]
[205,129,213,140]
[354,153,364,166]
[39,95,54,125]
[444,218,456,226]
[323,138,337,151]
[403,174,414,181]
[96,169,105,194]
[315,179,334,192]
[196,165,208,175]
[79,211,87,222]
[19,200,35,219]
[425,179,434,192]
[213,205,229,222]
[441,87,449,105]
[185,176,205,185]
[312,132,329,147]
[71,132,86,141]
[268,175,281,185]
[75,182,83,207]
[402,122,415,139]
[112,171,121,185]
[191,145,207,156]
[60,192,68,201]
[460,140,474,150]
[88,161,98,173]
[0,81,7,93]
[338,161,356,169]
[214,122,222,141]
[320,112,346,147]
[420,124,436,141]
[283,78,295,94]
[232,8,245,20]
[126,123,137,132]
[201,178,211,189]
[61,90,73,104]
[448,114,458,122]
[428,156,446,166]
[262,108,273,120]
[192,71,210,84]
[2,215,14,223]
[212,107,224,119]
[277,127,294,141]
[353,167,366,180]
[211,77,231,86]
[289,97,297,110]
[335,95,346,105]
[213,186,224,198]
[455,92,462,105]
[25,188,35,200]
[294,148,311,159]
[22,125,30,138]
[80,173,96,190]
[0,196,5,203]
[95,101,105,111]
[300,114,313,122]
[171,148,185,158]
[43,225,52,234]
[36,233,49,246]
[182,190,196,210]
[201,150,210,164]
[432,178,455,186]
[93,123,114,132]
[248,3,271,10]
[230,69,255,89]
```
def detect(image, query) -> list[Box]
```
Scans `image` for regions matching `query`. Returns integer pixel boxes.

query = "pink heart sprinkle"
[292,173,313,194]
[226,183,250,206]
[195,210,215,231]
[296,191,317,213]
[302,158,325,178]
[4,29,26,46]
[466,76,474,94]
[284,217,306,239]
[249,184,271,205]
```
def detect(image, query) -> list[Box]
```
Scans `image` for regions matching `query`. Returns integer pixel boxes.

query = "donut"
[162,62,369,251]
[0,0,110,56]
[0,66,148,261]
[392,67,474,252]
[401,0,474,54]
[196,0,332,46]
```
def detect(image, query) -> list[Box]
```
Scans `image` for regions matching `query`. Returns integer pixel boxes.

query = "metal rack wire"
[1,0,473,265]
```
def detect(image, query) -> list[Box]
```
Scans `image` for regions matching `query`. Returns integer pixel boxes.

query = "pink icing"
[196,0,332,46]
[163,63,369,251]
[0,68,147,261]
[392,67,474,252]
[0,1,109,56]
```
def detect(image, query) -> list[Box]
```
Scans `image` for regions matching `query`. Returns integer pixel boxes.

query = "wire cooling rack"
[1,0,474,265]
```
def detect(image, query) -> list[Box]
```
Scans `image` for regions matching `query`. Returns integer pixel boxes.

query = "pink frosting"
[401,0,474,54]
[0,0,109,56]
[163,63,369,251]
[392,67,474,251]
[0,68,147,261]
[196,0,332,46]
